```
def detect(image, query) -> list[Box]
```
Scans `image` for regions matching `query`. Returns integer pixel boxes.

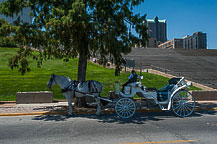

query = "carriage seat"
[157,84,175,92]
[157,84,175,102]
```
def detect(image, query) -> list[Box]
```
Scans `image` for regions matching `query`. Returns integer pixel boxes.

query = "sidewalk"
[1,100,217,117]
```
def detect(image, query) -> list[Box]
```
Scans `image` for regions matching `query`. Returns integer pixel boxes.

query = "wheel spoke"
[183,106,186,116]
[176,106,182,115]
[115,98,136,118]
[185,103,194,108]
[116,109,123,113]
[183,106,189,116]
[172,91,195,117]
[116,107,123,111]
[185,104,194,111]
[185,99,192,103]
[184,105,192,116]
[117,103,123,107]
[173,103,180,106]
[126,112,130,117]
[179,107,183,116]
[173,104,181,111]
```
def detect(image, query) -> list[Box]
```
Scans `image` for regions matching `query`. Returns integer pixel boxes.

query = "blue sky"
[133,0,217,49]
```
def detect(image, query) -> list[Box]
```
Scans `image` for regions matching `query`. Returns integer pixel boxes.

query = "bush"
[0,37,17,47]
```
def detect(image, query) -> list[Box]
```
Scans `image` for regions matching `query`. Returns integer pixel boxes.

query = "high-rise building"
[144,16,167,47]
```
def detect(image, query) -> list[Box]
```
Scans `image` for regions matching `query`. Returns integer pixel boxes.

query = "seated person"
[122,70,138,91]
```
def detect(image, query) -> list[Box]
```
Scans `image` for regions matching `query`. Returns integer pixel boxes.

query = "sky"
[133,0,217,49]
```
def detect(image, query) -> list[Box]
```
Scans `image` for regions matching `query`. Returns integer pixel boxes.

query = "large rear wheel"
[172,90,195,117]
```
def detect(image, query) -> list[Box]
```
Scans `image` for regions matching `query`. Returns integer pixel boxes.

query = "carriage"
[112,77,195,118]
[47,74,195,119]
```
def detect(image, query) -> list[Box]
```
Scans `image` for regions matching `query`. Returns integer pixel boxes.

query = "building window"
[188,40,190,49]
[195,37,197,48]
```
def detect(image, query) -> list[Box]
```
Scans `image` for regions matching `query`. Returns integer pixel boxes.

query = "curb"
[1,107,217,117]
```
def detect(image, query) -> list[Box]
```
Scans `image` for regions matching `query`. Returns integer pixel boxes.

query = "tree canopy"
[0,0,148,81]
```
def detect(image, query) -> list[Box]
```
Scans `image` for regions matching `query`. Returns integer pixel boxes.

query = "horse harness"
[61,80,100,95]
[61,80,78,93]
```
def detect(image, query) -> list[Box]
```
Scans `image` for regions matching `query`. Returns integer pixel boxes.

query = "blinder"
[47,74,56,89]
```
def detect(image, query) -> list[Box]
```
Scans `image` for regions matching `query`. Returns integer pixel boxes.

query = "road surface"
[0,111,217,144]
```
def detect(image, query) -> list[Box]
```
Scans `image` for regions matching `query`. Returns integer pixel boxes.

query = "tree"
[0,0,148,107]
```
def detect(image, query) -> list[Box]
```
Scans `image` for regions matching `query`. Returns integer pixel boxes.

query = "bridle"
[48,74,56,90]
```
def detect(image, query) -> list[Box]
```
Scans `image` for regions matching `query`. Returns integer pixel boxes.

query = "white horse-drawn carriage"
[47,74,195,118]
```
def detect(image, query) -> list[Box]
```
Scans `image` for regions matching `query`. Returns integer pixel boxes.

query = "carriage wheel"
[115,98,136,119]
[172,90,195,117]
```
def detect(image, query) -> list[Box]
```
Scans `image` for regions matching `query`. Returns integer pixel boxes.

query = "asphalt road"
[0,111,217,144]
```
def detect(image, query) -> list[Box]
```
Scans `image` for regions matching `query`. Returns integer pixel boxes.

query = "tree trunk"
[77,48,87,82]
[74,34,89,108]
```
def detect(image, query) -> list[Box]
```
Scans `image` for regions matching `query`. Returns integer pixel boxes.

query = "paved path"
[0,102,69,114]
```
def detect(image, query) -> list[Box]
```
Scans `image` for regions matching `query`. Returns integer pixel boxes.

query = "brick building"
[159,32,207,49]
[158,39,183,49]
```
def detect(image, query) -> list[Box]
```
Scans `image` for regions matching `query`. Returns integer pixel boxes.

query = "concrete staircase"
[124,48,217,89]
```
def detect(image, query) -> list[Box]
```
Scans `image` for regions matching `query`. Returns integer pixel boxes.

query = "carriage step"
[161,108,169,111]
[159,104,169,111]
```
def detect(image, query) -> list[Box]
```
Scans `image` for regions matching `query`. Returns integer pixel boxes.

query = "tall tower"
[144,16,167,47]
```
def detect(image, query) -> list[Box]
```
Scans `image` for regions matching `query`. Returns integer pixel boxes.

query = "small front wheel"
[172,90,195,117]
[115,98,136,119]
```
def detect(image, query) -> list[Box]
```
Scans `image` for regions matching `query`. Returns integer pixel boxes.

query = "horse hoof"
[96,112,101,116]
[68,112,73,116]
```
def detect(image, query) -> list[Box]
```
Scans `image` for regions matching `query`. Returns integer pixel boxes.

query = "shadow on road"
[32,108,217,124]
[32,112,164,124]
[31,101,217,123]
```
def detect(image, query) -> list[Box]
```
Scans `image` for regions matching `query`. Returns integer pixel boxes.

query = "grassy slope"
[0,47,201,101]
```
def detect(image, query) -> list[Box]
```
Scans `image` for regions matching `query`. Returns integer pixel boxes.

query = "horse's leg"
[95,97,102,115]
[64,92,73,115]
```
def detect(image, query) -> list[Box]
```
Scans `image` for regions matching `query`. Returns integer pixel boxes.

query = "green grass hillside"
[0,47,201,101]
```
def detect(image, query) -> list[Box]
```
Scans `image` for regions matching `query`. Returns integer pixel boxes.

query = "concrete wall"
[16,92,53,104]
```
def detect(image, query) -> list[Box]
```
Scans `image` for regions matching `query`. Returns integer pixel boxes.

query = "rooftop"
[146,19,166,23]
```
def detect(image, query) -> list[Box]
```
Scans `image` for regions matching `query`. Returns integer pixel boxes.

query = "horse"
[47,74,104,115]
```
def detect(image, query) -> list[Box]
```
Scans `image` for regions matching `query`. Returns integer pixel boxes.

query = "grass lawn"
[0,47,201,101]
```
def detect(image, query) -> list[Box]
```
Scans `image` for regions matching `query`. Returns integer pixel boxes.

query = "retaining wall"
[191,91,217,101]
[16,91,53,104]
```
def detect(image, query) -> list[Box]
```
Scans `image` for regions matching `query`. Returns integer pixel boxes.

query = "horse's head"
[47,74,56,89]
